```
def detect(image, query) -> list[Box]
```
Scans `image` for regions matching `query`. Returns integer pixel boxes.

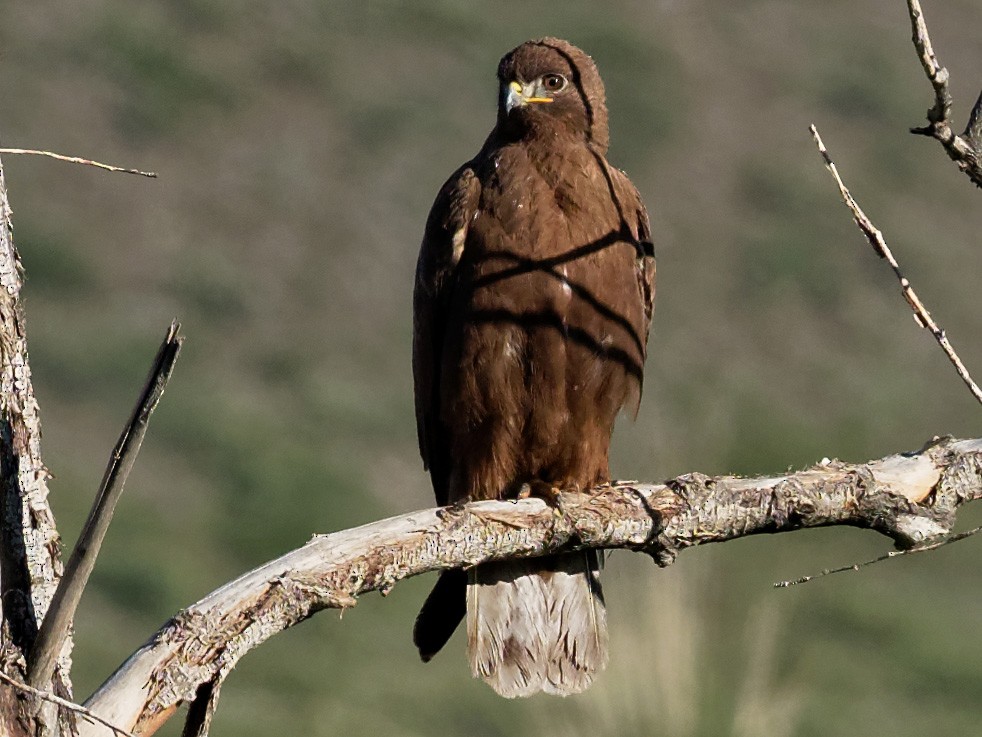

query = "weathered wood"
[906,0,982,187]
[79,436,982,736]
[0,154,71,736]
[28,324,182,690]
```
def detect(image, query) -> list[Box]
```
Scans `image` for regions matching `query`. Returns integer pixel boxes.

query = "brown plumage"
[412,38,655,697]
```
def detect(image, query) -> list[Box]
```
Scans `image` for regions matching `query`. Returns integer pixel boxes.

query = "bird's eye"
[542,74,567,93]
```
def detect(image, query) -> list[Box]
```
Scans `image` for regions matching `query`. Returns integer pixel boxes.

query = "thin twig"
[27,322,183,689]
[906,0,951,125]
[774,524,982,587]
[809,124,982,407]
[904,0,982,187]
[0,148,157,177]
[0,669,136,737]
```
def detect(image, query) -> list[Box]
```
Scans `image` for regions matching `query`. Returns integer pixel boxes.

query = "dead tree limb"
[905,0,982,187]
[810,124,982,407]
[0,150,156,178]
[0,153,73,737]
[28,323,183,690]
[0,149,162,736]
[0,671,134,737]
[77,436,982,737]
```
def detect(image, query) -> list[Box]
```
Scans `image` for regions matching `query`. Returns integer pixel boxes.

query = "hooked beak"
[504,80,554,113]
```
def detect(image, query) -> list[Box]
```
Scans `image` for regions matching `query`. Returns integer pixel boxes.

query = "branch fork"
[906,0,982,186]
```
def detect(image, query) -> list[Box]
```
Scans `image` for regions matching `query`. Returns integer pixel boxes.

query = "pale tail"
[466,551,608,698]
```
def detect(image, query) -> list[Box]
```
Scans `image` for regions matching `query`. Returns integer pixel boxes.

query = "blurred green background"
[1,1,981,735]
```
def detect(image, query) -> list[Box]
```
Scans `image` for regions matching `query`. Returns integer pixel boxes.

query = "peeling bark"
[79,437,982,736]
[0,155,72,735]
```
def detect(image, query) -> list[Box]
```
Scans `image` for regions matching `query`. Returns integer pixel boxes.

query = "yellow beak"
[505,80,554,113]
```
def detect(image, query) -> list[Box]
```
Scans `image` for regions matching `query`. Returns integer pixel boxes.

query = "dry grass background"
[1,1,981,735]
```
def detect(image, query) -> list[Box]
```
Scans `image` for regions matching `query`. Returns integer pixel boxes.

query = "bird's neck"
[494,113,604,153]
[486,123,605,171]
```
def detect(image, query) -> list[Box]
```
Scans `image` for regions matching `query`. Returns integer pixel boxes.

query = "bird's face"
[495,38,609,152]
[501,72,572,114]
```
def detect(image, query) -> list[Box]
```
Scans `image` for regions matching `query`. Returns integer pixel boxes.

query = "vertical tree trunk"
[0,155,71,736]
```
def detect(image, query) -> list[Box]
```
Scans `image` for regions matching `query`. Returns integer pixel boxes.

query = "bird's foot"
[520,481,583,542]
[519,480,566,505]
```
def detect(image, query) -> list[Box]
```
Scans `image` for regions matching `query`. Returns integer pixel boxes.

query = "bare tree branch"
[905,0,982,187]
[0,670,135,737]
[775,522,982,587]
[27,324,183,690]
[0,149,157,178]
[0,153,74,736]
[74,437,982,737]
[810,124,982,407]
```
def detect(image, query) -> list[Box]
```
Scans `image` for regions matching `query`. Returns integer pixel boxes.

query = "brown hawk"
[412,37,655,697]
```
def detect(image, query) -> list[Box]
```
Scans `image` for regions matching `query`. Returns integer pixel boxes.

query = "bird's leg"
[523,479,565,504]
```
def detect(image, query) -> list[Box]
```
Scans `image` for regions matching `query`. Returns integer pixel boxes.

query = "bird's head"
[495,38,609,153]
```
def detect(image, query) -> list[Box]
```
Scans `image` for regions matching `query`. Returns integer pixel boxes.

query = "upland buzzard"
[412,37,655,697]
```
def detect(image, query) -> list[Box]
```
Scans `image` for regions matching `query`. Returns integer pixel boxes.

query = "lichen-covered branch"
[79,437,982,737]
[0,154,72,736]
[906,0,982,187]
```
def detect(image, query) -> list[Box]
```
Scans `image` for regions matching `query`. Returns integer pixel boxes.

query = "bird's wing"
[631,184,656,350]
[608,166,655,350]
[601,165,655,415]
[413,165,482,505]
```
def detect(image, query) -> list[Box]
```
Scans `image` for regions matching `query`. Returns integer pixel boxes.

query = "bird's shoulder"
[416,163,483,295]
[424,164,482,244]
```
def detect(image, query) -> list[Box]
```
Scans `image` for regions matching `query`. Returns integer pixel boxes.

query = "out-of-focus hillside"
[1,1,980,735]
